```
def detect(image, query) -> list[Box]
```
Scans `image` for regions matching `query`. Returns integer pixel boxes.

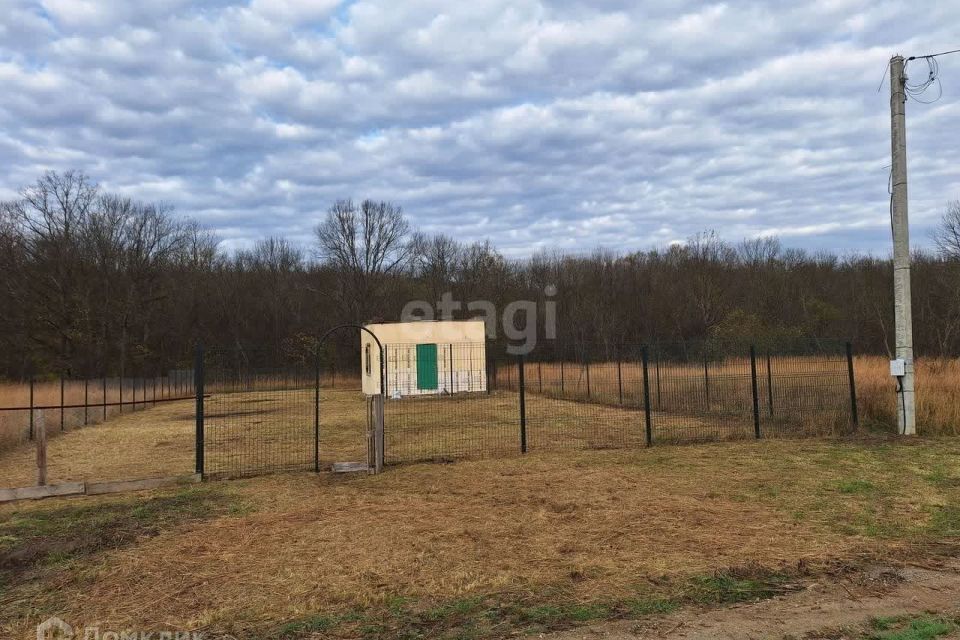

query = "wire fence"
[384,338,857,464]
[0,337,858,483]
[0,370,198,451]
[196,342,366,479]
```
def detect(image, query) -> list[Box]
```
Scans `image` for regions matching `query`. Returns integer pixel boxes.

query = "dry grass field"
[856,355,960,434]
[2,430,960,639]
[0,376,191,451]
[502,355,960,436]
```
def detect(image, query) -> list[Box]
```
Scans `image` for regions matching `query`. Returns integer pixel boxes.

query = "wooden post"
[59,375,65,431]
[35,411,47,486]
[84,378,89,425]
[585,360,591,399]
[102,374,107,421]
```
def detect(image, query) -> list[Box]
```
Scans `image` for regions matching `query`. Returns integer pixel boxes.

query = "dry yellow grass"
[856,355,960,435]
[504,355,960,437]
[2,433,960,639]
[0,397,197,487]
[0,376,190,451]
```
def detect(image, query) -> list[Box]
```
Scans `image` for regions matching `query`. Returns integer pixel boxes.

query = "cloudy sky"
[1,1,958,256]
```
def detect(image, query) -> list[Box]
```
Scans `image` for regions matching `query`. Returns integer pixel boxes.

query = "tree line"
[1,170,959,380]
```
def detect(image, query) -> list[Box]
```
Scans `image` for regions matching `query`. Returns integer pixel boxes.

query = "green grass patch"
[928,505,960,537]
[0,485,240,590]
[262,567,790,639]
[684,571,784,605]
[272,614,339,638]
[867,615,957,640]
[623,596,679,616]
[837,479,876,495]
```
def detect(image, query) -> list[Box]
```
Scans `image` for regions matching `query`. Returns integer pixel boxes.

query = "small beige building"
[361,320,487,397]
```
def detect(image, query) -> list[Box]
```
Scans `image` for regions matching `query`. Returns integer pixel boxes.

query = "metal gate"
[199,346,318,478]
[196,338,383,479]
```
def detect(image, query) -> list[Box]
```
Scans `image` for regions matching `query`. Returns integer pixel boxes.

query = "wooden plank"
[0,482,85,503]
[85,474,201,496]
[332,461,370,474]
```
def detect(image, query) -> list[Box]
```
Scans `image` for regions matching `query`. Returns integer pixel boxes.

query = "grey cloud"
[0,1,958,258]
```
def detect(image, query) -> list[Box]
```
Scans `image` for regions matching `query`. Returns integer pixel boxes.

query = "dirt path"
[547,561,960,639]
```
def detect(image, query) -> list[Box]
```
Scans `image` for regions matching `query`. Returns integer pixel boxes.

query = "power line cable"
[907,48,960,60]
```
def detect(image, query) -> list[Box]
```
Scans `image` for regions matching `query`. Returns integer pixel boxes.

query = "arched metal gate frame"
[316,324,386,473]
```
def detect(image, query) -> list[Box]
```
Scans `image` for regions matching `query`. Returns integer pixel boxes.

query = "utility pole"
[889,54,916,435]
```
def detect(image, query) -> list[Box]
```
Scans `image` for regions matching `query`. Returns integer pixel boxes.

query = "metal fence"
[197,345,363,479]
[384,338,858,464]
[188,338,856,478]
[0,368,198,451]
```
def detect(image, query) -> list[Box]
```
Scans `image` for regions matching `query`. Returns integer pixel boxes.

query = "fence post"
[560,359,565,395]
[119,372,123,415]
[655,348,662,410]
[102,374,107,421]
[518,354,527,453]
[195,345,205,478]
[486,349,492,395]
[314,346,321,473]
[703,356,710,409]
[766,352,774,417]
[617,358,623,405]
[538,361,543,393]
[371,394,384,473]
[35,411,47,486]
[449,345,454,393]
[642,346,653,447]
[29,378,34,441]
[153,375,157,408]
[585,360,591,399]
[84,378,89,425]
[60,375,65,431]
[846,341,859,429]
[750,345,761,439]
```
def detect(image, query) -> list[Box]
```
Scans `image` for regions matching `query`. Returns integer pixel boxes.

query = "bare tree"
[2,171,99,368]
[934,201,960,260]
[316,199,412,321]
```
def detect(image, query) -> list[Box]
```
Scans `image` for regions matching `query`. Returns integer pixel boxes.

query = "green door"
[416,343,439,391]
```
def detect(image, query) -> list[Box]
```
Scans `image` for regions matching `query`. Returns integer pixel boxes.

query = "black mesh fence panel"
[203,347,318,478]
[191,337,856,476]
